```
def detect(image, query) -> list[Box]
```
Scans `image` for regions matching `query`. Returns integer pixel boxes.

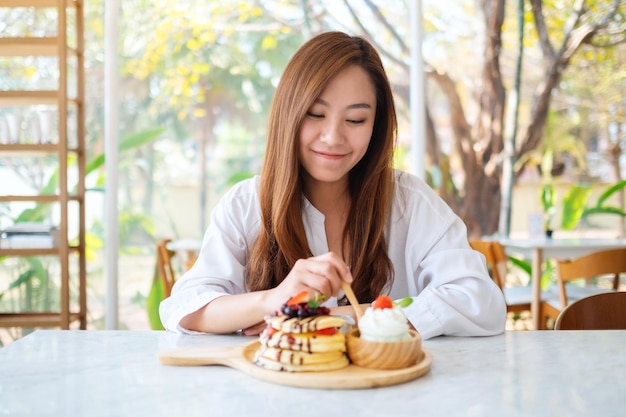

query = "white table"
[1,329,625,416]
[498,237,626,330]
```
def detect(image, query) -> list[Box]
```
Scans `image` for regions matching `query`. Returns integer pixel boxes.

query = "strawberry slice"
[286,290,310,306]
[372,295,393,310]
[314,328,337,336]
[266,326,277,338]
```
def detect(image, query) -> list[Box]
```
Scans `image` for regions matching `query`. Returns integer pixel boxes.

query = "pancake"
[256,346,346,365]
[267,314,346,334]
[259,328,347,353]
[254,349,350,372]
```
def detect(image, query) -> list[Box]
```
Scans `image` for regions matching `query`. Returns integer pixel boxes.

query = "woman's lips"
[313,150,347,160]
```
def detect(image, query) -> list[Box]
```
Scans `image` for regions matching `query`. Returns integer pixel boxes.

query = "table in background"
[498,237,626,330]
[1,330,625,417]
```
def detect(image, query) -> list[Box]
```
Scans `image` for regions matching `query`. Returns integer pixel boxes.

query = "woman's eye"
[306,112,323,119]
[347,119,365,125]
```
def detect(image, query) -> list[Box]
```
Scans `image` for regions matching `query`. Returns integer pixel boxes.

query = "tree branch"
[425,68,473,163]
[529,0,555,60]
[516,0,623,170]
[553,0,587,63]
[362,0,410,55]
[340,0,409,70]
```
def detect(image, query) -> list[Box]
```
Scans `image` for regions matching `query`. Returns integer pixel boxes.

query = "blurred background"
[1,0,624,344]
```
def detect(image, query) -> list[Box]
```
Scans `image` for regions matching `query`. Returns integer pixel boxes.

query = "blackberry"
[280,301,330,319]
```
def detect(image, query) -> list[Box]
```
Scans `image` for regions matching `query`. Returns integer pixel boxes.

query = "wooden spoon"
[341,281,363,323]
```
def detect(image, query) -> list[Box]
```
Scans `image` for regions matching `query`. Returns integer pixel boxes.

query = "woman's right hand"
[265,251,353,309]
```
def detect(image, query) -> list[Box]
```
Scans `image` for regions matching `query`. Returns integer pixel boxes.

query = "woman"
[160,32,506,339]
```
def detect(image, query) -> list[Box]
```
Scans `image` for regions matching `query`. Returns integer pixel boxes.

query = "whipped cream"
[358,306,411,342]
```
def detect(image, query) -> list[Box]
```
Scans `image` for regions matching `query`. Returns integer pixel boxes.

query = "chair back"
[157,239,177,298]
[554,291,626,330]
[556,248,626,308]
[469,240,506,289]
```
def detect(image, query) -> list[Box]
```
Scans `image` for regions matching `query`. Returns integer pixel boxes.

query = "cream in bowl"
[346,295,422,370]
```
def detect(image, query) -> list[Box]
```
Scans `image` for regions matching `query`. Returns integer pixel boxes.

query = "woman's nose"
[320,120,344,145]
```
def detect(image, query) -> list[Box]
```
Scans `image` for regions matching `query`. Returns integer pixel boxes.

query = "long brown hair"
[245,31,397,303]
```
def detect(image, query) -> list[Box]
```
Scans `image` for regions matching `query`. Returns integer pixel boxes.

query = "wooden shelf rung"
[0,91,80,107]
[0,246,83,256]
[0,144,82,154]
[0,194,60,202]
[0,38,80,57]
[0,90,57,105]
[0,1,79,8]
[0,143,58,153]
[0,37,56,56]
[0,248,59,256]
[0,194,83,201]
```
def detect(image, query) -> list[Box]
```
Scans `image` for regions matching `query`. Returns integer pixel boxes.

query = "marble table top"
[1,330,624,417]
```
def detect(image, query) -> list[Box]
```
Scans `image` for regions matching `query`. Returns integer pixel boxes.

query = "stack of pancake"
[254,314,349,372]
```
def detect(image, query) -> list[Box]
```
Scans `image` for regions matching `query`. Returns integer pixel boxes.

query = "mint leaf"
[395,297,413,308]
[308,293,327,309]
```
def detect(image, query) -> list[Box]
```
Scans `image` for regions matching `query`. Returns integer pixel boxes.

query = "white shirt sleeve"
[387,172,507,339]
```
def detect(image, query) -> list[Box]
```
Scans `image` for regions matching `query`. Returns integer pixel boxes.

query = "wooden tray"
[158,341,432,389]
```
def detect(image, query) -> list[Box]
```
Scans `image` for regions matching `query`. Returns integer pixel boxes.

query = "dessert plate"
[158,341,432,389]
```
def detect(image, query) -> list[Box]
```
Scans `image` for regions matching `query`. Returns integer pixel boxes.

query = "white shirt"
[160,171,506,339]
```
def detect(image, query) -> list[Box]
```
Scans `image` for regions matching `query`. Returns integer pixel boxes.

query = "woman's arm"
[178,252,353,334]
[180,290,276,334]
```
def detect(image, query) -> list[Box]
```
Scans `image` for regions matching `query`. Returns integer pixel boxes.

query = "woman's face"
[298,65,376,188]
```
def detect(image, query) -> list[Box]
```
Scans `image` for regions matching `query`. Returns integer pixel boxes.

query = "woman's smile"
[312,149,350,160]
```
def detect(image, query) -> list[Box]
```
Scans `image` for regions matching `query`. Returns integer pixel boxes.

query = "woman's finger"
[242,320,266,336]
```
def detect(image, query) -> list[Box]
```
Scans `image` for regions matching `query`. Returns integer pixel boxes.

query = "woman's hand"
[266,252,353,310]
[242,320,267,336]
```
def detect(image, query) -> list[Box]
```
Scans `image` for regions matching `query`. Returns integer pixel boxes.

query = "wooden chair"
[554,292,626,330]
[469,239,532,314]
[156,239,177,298]
[541,248,626,329]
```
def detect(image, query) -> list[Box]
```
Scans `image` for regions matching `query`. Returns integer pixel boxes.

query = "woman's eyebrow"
[314,98,372,109]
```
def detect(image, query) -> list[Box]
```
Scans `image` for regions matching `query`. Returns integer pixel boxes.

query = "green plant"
[560,185,593,230]
[539,180,626,233]
[540,183,557,231]
[508,255,557,291]
[560,181,626,230]
[146,263,166,330]
[580,180,626,221]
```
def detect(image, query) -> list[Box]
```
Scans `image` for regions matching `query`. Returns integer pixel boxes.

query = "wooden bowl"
[346,329,422,370]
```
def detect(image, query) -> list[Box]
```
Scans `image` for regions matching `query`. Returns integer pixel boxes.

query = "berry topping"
[280,292,330,319]
[372,295,394,310]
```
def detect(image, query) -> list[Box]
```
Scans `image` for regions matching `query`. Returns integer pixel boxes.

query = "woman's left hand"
[242,320,266,336]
